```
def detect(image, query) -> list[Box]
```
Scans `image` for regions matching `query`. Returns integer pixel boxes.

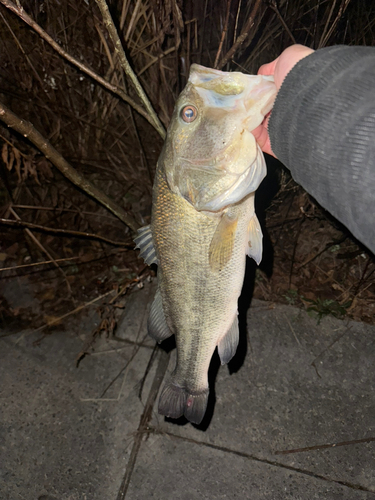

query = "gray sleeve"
[268,45,375,254]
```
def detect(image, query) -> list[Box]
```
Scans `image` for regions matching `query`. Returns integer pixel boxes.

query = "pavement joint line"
[116,347,170,500]
[274,436,375,455]
[150,428,375,494]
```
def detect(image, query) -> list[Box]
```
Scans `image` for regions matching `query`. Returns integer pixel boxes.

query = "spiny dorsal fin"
[246,214,263,265]
[134,225,158,266]
[209,210,238,272]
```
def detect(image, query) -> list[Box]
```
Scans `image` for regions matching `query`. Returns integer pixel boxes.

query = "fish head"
[163,63,276,212]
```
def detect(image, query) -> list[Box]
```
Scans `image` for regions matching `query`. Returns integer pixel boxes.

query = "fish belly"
[151,167,254,423]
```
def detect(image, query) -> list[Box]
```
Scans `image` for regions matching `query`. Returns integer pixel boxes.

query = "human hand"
[252,44,314,157]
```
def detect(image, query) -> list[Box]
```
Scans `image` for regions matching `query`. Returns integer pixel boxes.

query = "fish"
[135,64,276,424]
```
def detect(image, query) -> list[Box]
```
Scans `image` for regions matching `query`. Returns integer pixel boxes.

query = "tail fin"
[158,382,209,425]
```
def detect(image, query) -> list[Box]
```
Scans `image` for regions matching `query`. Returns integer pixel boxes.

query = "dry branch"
[95,0,166,139]
[8,206,72,295]
[0,100,140,232]
[0,217,133,247]
[214,0,232,69]
[217,0,262,69]
[0,0,162,134]
[268,0,296,44]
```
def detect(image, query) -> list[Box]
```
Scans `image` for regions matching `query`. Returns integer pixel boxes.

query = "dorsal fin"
[134,225,158,266]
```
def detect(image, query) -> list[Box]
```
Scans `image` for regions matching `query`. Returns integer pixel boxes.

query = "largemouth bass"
[135,64,276,424]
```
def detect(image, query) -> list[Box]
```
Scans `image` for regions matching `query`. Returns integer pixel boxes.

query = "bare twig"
[0,100,140,232]
[8,207,73,295]
[0,255,79,273]
[29,289,116,336]
[217,0,262,70]
[11,205,117,220]
[0,217,133,247]
[116,348,170,500]
[268,0,296,44]
[95,0,166,139]
[233,0,242,45]
[0,0,161,134]
[296,236,347,270]
[318,0,352,48]
[214,0,232,69]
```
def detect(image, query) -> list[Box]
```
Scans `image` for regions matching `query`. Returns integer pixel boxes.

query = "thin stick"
[8,207,72,295]
[0,100,139,232]
[217,0,262,70]
[0,255,79,273]
[95,0,166,139]
[0,217,133,247]
[30,289,116,335]
[11,205,117,220]
[319,0,351,48]
[214,0,232,69]
[233,0,242,45]
[116,349,170,500]
[0,0,160,134]
[317,0,337,48]
[137,46,176,76]
[269,0,296,44]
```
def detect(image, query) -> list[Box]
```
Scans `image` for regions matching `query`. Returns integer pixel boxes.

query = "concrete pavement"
[1,279,375,499]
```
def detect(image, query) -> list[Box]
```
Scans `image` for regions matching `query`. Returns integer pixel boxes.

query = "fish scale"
[134,63,276,424]
[152,168,255,420]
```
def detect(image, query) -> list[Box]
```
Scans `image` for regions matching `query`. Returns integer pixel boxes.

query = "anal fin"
[246,214,263,265]
[218,315,239,365]
[147,288,173,343]
[134,225,158,266]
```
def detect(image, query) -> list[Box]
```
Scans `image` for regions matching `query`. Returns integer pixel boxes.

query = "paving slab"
[151,301,375,496]
[0,284,158,500]
[116,278,156,347]
[2,277,375,500]
[126,433,375,500]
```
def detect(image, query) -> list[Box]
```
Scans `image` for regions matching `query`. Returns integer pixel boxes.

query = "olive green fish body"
[151,163,257,422]
[135,64,276,424]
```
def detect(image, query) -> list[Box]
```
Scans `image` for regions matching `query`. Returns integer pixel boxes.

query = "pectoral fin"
[218,315,239,365]
[134,225,158,266]
[246,214,263,265]
[209,211,238,272]
[147,288,173,343]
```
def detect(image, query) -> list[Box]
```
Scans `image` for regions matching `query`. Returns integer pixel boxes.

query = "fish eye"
[181,105,197,123]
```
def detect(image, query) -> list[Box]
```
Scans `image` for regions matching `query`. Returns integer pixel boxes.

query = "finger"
[251,122,275,158]
[257,57,279,77]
